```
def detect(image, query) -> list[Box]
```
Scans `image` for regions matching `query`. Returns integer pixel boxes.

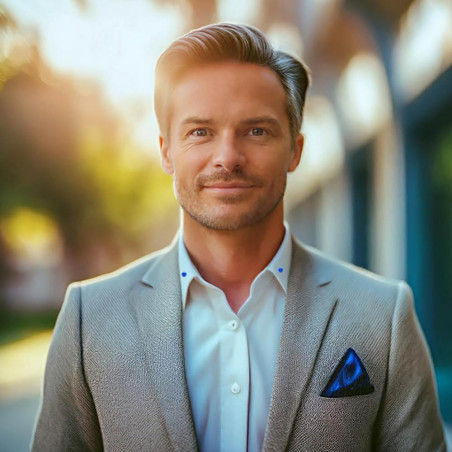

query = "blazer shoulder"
[293,238,408,312]
[71,240,177,295]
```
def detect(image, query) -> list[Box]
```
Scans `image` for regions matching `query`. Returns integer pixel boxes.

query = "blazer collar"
[140,233,179,288]
[136,238,198,452]
[263,238,338,451]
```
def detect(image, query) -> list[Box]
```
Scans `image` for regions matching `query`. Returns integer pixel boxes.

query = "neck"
[182,206,286,313]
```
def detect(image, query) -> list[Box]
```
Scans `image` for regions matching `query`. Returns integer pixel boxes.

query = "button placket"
[220,312,249,452]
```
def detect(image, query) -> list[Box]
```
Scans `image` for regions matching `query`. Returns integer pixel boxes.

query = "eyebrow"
[240,116,281,127]
[180,116,282,127]
[180,117,213,126]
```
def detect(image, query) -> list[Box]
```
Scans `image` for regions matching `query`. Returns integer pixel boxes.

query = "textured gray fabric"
[31,238,446,451]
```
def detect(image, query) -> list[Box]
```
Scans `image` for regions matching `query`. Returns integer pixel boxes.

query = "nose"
[212,131,246,171]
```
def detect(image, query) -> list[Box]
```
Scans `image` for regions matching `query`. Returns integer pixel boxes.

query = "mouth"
[203,182,255,194]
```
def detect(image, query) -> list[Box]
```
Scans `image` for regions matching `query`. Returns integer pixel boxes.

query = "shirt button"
[231,383,241,394]
[228,320,238,331]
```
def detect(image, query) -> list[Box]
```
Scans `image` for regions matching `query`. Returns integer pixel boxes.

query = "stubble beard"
[174,170,287,232]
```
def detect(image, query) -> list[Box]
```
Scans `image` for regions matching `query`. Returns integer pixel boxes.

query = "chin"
[185,207,276,232]
[179,190,285,232]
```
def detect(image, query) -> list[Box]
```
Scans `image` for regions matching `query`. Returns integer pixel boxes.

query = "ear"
[288,133,304,172]
[159,135,174,175]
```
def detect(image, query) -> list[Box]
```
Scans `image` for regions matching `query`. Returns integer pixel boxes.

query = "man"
[32,23,446,451]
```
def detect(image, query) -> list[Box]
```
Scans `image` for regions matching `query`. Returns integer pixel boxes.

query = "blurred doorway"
[348,144,374,270]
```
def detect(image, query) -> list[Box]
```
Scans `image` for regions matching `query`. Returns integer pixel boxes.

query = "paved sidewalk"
[0,331,51,398]
[0,331,51,452]
[0,393,40,452]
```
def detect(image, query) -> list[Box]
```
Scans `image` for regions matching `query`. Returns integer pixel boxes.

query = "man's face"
[160,61,303,231]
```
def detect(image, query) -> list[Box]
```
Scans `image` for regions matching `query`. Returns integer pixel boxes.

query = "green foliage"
[0,308,57,346]
[432,129,452,190]
[0,111,175,253]
[76,130,176,238]
[0,63,177,281]
[0,57,21,90]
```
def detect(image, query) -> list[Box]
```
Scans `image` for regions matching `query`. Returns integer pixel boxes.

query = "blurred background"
[0,0,451,450]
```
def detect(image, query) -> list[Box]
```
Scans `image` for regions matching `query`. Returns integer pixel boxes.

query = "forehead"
[167,61,289,132]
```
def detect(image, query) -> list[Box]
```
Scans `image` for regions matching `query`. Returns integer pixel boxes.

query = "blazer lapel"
[133,241,198,451]
[263,240,338,451]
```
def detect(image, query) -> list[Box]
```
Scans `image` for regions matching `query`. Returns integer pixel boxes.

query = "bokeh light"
[2,0,185,150]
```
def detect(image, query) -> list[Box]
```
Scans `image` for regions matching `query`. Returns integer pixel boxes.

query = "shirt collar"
[265,222,292,293]
[178,222,292,308]
[178,233,204,309]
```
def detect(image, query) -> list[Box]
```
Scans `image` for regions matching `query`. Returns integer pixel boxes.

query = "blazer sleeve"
[374,281,446,451]
[31,284,103,452]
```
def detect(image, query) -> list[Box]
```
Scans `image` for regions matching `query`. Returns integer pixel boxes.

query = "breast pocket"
[312,392,378,422]
[288,393,378,452]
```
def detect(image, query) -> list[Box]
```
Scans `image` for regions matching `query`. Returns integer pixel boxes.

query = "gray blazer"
[32,238,446,451]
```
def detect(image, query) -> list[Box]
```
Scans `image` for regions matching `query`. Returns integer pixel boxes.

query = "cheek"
[174,149,209,174]
[172,158,199,188]
[258,152,292,175]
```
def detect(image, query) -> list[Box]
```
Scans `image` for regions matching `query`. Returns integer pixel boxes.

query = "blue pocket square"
[321,348,374,398]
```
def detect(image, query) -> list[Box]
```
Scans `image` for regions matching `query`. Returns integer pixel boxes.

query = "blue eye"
[192,128,208,137]
[250,127,265,136]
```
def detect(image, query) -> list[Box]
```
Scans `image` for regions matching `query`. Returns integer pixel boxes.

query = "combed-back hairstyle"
[154,23,311,142]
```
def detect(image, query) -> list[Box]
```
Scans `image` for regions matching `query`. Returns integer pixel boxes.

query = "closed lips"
[204,182,254,188]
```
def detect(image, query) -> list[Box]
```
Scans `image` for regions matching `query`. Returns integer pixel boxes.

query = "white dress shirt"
[179,225,292,452]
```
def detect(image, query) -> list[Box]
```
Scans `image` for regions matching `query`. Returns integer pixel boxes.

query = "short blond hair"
[154,23,310,141]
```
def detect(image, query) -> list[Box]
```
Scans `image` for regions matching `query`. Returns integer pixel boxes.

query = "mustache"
[196,169,265,187]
